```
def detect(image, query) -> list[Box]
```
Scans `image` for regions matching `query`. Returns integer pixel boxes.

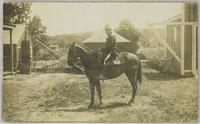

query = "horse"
[67,42,142,108]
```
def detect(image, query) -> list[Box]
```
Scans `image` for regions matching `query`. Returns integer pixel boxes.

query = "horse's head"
[68,42,94,67]
[67,42,78,66]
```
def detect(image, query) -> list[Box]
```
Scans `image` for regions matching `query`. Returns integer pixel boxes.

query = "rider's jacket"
[104,34,117,61]
[105,34,116,52]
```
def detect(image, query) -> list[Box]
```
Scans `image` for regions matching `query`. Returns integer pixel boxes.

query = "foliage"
[137,47,167,71]
[137,27,167,71]
[3,2,31,24]
[115,18,141,53]
[138,28,166,48]
[27,16,48,60]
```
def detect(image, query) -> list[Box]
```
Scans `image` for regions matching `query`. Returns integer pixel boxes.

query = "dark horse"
[67,42,142,108]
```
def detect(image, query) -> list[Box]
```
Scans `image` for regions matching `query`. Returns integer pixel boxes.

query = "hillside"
[34,32,93,60]
[38,28,166,60]
[47,32,94,46]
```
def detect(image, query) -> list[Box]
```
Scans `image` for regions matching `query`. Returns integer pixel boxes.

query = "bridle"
[68,44,85,72]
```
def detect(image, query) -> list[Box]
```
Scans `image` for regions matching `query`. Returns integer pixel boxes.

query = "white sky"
[30,3,183,36]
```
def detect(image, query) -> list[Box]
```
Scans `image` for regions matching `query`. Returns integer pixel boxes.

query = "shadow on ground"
[43,102,129,112]
[144,71,181,81]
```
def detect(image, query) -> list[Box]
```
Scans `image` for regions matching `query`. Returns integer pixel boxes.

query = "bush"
[137,47,167,71]
[115,18,141,53]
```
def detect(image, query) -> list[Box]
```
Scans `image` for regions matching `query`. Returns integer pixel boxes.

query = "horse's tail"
[137,60,142,84]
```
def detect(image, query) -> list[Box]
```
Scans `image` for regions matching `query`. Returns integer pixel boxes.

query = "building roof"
[3,24,30,44]
[162,14,182,23]
[3,24,16,30]
[83,30,131,43]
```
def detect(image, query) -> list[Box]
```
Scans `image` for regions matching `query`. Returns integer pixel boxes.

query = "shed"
[83,30,133,52]
[164,3,197,76]
[3,24,33,74]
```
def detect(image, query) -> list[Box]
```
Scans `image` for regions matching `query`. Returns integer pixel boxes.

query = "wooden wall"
[184,25,192,70]
[3,29,32,73]
[166,25,181,74]
[184,3,198,71]
[3,44,18,71]
[165,3,197,76]
[184,3,198,22]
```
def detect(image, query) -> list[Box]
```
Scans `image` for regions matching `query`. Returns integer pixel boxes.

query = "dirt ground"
[2,67,198,122]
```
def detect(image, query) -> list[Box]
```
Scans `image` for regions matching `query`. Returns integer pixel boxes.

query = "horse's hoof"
[100,102,103,106]
[127,103,132,106]
[88,104,94,108]
[127,101,134,106]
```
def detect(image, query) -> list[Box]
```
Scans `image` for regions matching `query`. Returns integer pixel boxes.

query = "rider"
[104,25,117,64]
[97,24,117,80]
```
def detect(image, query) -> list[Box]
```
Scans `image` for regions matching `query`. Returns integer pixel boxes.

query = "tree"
[115,19,141,53]
[3,2,31,24]
[27,16,48,60]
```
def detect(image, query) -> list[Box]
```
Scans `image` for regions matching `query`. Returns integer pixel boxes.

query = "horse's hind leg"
[125,70,138,105]
[95,80,103,106]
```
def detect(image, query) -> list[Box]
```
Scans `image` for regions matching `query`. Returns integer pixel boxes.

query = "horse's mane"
[75,43,94,54]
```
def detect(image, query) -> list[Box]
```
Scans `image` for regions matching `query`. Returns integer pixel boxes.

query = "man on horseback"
[103,25,117,64]
[97,24,117,80]
[67,36,142,108]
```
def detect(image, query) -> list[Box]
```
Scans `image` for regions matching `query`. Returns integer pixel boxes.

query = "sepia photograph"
[2,1,198,122]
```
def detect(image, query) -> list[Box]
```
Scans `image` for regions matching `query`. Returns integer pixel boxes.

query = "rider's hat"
[104,24,112,31]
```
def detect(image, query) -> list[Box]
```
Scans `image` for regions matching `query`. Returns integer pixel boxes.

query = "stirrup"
[113,58,121,65]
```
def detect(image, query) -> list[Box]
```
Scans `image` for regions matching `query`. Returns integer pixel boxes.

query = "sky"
[30,3,183,36]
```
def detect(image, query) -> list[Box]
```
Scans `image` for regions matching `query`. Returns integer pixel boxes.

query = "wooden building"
[83,30,133,52]
[3,24,33,74]
[164,3,198,76]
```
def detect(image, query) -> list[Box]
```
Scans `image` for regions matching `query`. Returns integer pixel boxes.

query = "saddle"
[97,48,121,66]
[104,52,121,65]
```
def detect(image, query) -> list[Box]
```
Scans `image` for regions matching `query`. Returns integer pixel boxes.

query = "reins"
[77,44,94,54]
[73,64,85,73]
[70,44,94,73]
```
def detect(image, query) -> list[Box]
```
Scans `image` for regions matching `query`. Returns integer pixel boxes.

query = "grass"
[2,68,198,122]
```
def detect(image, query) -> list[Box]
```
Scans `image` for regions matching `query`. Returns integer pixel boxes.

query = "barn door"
[20,40,31,74]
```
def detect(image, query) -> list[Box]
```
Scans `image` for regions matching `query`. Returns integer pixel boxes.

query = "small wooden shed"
[3,24,33,74]
[83,30,132,52]
[164,3,198,76]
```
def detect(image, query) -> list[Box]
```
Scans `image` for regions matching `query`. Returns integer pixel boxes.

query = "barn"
[3,24,33,74]
[83,30,133,52]
[150,3,198,76]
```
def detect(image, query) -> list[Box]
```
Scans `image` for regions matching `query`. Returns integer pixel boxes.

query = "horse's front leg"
[88,79,95,108]
[96,80,103,106]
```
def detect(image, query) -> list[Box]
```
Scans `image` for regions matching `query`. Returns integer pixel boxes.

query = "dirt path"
[3,68,198,122]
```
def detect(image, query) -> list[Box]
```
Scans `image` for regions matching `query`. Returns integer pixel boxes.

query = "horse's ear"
[70,42,75,47]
